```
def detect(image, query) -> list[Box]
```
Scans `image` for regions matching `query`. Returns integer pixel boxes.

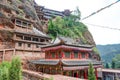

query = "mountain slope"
[97,44,120,63]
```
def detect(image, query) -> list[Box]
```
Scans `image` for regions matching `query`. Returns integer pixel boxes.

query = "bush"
[0,57,22,80]
[9,57,22,80]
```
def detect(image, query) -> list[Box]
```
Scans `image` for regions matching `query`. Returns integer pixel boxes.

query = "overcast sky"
[35,0,120,45]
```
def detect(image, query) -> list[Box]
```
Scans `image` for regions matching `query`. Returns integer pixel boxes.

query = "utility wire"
[81,0,120,20]
[84,23,120,31]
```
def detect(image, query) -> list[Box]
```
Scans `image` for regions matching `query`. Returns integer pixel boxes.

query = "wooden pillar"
[56,52,58,59]
[72,70,74,77]
[38,66,40,72]
[49,52,50,59]
[85,53,87,59]
[95,68,98,80]
[49,67,51,74]
[50,51,52,59]
[71,51,74,59]
[43,67,44,73]
[79,70,81,78]
[84,69,87,79]
[76,71,79,78]
[56,68,57,74]
[45,51,47,59]
[79,52,81,59]
[61,51,64,58]
[86,53,88,59]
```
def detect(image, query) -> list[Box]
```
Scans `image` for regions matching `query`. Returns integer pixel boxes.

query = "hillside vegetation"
[97,44,120,67]
[48,8,95,45]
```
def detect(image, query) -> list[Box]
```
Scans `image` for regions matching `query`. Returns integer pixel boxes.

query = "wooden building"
[0,3,51,68]
[102,69,120,80]
[34,5,71,32]
[30,37,102,80]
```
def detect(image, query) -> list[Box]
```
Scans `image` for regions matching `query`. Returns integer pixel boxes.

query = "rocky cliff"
[0,0,97,52]
[0,0,42,30]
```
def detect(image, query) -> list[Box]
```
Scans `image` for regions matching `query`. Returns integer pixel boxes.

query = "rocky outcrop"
[0,0,98,52]
[0,0,43,31]
[83,30,96,45]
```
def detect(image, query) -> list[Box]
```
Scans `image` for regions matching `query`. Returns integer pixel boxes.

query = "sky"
[35,0,120,45]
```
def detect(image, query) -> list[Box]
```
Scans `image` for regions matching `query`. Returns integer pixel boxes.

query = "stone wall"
[23,69,49,80]
[0,49,45,69]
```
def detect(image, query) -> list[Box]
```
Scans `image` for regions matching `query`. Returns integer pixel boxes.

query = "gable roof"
[41,36,93,49]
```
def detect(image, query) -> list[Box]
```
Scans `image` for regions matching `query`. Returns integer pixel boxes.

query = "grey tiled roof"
[62,60,102,66]
[30,59,59,65]
[14,27,50,38]
[42,36,93,48]
[30,59,102,66]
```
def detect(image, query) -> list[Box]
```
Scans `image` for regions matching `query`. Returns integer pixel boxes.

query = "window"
[46,39,49,42]
[16,20,21,26]
[64,51,70,58]
[28,23,32,28]
[18,42,22,47]
[22,22,27,27]
[24,36,31,41]
[81,52,85,58]
[51,52,55,58]
[40,39,45,42]
[36,45,39,48]
[33,37,39,42]
[74,51,79,58]
[28,44,31,47]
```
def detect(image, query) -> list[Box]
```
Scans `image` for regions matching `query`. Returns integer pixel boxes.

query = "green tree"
[112,54,120,68]
[111,60,115,69]
[0,62,10,80]
[88,63,96,80]
[105,63,110,68]
[9,57,22,80]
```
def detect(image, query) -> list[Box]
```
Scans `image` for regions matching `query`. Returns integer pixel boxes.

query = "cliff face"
[83,30,95,45]
[0,0,96,46]
[0,0,42,30]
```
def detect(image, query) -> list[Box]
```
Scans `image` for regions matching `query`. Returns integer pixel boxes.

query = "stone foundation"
[0,49,45,69]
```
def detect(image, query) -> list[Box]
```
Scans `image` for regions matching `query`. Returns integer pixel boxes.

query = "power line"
[81,0,120,20]
[84,23,120,31]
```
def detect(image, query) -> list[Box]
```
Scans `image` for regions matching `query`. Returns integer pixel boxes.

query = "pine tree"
[88,63,96,80]
[112,60,115,69]
[9,57,22,80]
[105,63,110,68]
